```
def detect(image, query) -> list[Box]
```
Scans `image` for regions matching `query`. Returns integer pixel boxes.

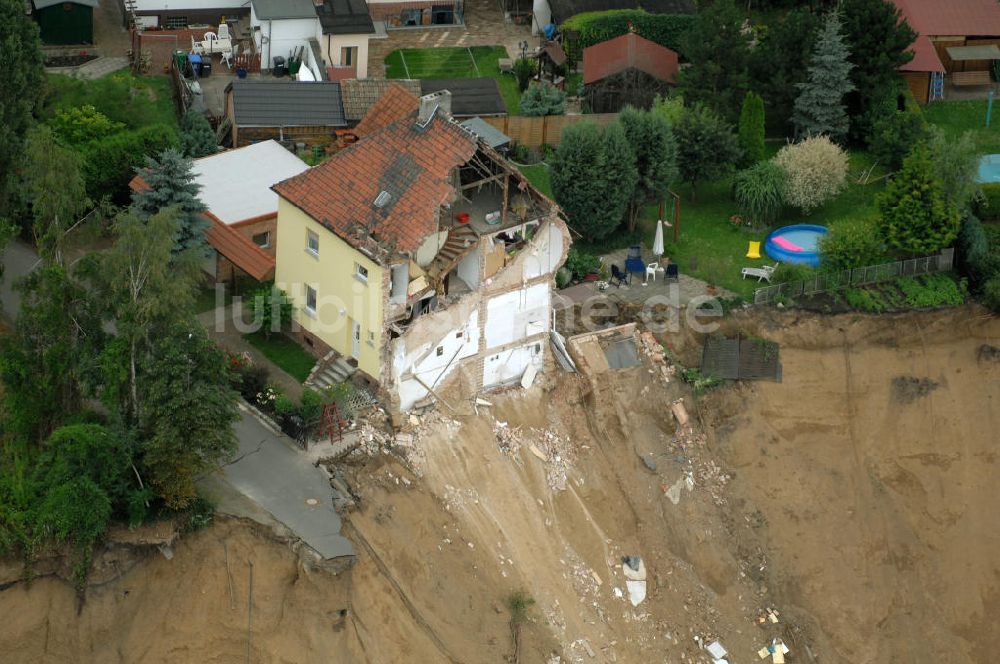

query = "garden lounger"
[741,263,778,283]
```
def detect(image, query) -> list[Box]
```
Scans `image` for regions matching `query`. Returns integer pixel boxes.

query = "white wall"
[484,282,550,350]
[393,310,480,411]
[324,33,370,78]
[456,247,480,289]
[530,0,551,36]
[251,8,321,70]
[483,343,543,387]
[512,221,563,281]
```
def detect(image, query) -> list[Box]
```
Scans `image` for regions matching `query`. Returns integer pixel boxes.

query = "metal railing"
[753,248,955,305]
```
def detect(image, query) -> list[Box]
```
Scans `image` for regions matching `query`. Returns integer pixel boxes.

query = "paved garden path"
[367,0,533,77]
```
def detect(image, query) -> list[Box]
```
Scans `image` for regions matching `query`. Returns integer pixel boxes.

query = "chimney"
[417,90,452,127]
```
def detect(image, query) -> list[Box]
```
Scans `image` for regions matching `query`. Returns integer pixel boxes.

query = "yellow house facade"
[274,197,384,378]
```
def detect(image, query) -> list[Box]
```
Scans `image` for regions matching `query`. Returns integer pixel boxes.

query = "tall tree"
[748,7,822,137]
[618,107,678,231]
[792,11,854,141]
[550,122,636,242]
[738,91,766,165]
[0,265,104,442]
[674,104,742,201]
[178,111,218,158]
[0,0,44,214]
[94,210,201,425]
[676,0,751,122]
[927,127,979,212]
[877,144,960,255]
[23,127,90,263]
[840,0,915,142]
[131,149,210,254]
[139,323,238,508]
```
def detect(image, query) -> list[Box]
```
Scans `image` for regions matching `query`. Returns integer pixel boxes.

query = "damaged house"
[271,85,570,412]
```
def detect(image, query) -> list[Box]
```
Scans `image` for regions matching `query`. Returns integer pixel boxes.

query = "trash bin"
[287,57,301,76]
[272,55,286,77]
[172,49,187,72]
[187,53,203,78]
[200,60,212,78]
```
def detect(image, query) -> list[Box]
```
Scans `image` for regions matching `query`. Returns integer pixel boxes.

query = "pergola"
[946,44,1000,71]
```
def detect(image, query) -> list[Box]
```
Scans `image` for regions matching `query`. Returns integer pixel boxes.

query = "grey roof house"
[225,80,347,147]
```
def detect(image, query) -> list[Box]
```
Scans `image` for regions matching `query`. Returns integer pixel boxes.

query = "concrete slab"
[224,411,354,559]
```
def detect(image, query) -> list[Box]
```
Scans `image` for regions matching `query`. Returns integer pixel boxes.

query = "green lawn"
[518,163,552,198]
[244,332,316,383]
[923,99,1000,153]
[43,72,176,129]
[385,46,521,114]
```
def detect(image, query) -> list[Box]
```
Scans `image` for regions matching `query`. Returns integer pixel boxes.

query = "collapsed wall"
[388,216,571,412]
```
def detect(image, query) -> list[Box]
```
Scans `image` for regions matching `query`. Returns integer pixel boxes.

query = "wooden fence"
[480,113,618,147]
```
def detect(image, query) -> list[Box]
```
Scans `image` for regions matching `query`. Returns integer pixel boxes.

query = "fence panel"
[752,250,954,305]
[482,113,620,147]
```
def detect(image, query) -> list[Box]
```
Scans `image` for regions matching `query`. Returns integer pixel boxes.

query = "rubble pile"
[637,330,676,384]
[492,420,523,457]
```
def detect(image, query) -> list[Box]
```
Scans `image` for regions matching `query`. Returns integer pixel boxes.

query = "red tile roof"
[352,83,421,136]
[203,212,276,281]
[901,34,945,73]
[583,32,679,85]
[272,108,477,259]
[892,0,1000,38]
[127,175,275,281]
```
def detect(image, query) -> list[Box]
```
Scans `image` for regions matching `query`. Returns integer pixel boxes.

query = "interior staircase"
[425,225,479,283]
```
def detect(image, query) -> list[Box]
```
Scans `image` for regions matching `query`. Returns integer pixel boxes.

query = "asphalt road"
[1,238,352,559]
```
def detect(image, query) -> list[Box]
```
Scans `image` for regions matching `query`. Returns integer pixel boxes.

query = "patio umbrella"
[652,219,665,259]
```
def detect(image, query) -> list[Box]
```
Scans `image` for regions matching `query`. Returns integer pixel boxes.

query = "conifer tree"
[877,144,960,255]
[738,91,766,165]
[793,11,854,141]
[131,149,209,254]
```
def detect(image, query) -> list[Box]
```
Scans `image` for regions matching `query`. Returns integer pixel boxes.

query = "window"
[341,46,358,67]
[305,286,317,316]
[252,231,270,248]
[164,15,187,29]
[367,331,375,346]
[306,230,319,256]
[355,263,369,283]
[436,346,444,357]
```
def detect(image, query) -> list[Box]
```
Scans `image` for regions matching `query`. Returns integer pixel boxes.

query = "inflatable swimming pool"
[976,154,1000,183]
[764,224,828,267]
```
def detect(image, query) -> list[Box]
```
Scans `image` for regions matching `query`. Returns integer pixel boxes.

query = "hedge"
[561,10,695,59]
[975,182,1000,221]
[79,124,177,203]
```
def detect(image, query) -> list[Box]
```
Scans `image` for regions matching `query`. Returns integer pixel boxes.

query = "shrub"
[819,217,885,270]
[896,274,966,308]
[975,183,1000,221]
[982,275,1000,311]
[564,248,601,279]
[49,105,125,148]
[771,262,818,284]
[519,84,566,116]
[650,94,684,126]
[844,286,888,312]
[513,57,534,92]
[561,10,696,56]
[957,213,993,287]
[870,110,927,171]
[235,364,269,403]
[79,124,177,202]
[773,135,849,213]
[732,161,785,227]
[247,283,292,339]
[877,143,960,255]
[738,91,766,166]
[299,388,325,425]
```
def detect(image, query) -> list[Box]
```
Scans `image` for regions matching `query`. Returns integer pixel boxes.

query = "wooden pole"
[673,194,680,244]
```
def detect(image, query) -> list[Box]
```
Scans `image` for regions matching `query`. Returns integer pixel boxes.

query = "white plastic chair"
[202,31,218,41]
[644,262,661,284]
[217,23,231,40]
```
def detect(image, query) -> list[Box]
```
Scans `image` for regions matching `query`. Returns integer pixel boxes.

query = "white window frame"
[354,262,369,283]
[306,229,319,257]
[304,285,318,318]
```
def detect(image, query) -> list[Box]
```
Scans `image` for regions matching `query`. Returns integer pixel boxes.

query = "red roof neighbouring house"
[352,83,421,136]
[583,33,679,86]
[272,96,477,258]
[901,34,945,73]
[128,176,276,281]
[892,0,1000,38]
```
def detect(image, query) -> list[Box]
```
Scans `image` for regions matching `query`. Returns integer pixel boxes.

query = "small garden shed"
[582,32,678,112]
[33,0,97,45]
